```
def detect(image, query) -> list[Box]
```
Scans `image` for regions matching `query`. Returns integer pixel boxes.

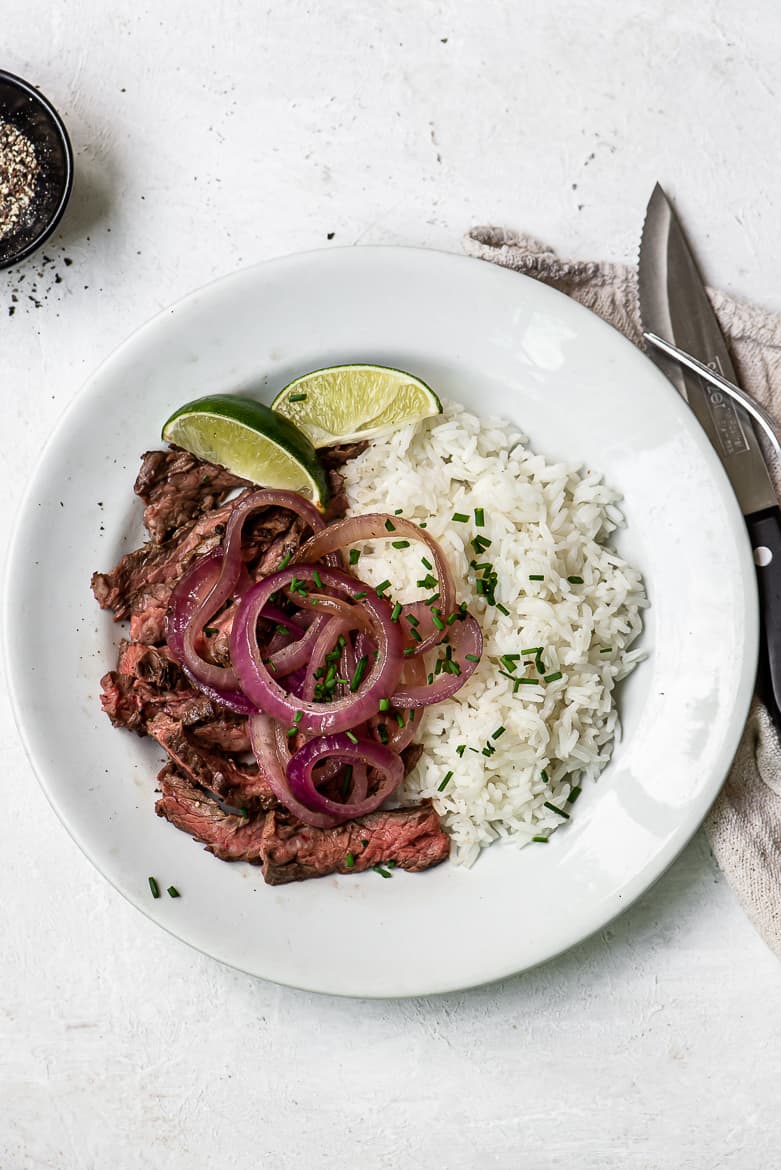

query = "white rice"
[341,400,648,866]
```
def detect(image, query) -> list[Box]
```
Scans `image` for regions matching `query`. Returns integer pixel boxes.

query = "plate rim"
[4,244,760,996]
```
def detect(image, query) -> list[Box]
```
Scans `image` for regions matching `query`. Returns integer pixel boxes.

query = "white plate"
[5,247,758,997]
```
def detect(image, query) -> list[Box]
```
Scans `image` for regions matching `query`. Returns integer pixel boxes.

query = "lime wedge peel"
[271,364,442,448]
[162,394,329,507]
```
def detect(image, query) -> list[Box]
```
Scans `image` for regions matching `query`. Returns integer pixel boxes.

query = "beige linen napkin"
[464,225,781,953]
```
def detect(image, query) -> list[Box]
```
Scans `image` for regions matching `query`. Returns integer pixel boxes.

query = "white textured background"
[3,2,781,1166]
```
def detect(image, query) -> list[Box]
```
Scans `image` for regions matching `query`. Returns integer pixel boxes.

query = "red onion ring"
[231,565,404,734]
[392,613,483,707]
[285,733,404,822]
[294,513,456,653]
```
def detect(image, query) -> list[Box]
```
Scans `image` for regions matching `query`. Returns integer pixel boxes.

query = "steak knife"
[638,183,781,727]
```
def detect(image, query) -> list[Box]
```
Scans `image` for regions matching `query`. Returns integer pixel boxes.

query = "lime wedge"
[270,364,442,448]
[162,394,329,506]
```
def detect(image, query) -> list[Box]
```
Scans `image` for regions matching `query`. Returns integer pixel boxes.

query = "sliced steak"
[191,716,251,753]
[135,448,251,544]
[155,765,267,862]
[148,712,275,809]
[100,641,215,733]
[319,441,369,470]
[260,802,450,885]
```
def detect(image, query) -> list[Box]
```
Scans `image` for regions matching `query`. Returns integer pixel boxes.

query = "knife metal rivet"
[754,546,773,567]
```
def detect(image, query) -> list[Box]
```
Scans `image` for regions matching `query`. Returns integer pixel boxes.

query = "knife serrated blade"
[638,182,776,515]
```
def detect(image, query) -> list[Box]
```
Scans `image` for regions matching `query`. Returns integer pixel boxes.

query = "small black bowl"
[0,70,73,270]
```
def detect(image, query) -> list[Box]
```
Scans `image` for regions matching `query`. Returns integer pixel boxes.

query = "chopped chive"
[496,603,510,616]
[378,724,389,743]
[471,536,492,554]
[418,521,427,529]
[500,655,517,674]
[481,746,494,757]
[567,575,584,585]
[275,623,291,635]
[431,609,445,631]
[424,593,440,606]
[391,602,402,622]
[532,835,550,843]
[395,711,406,728]
[535,653,546,675]
[279,552,293,570]
[354,590,368,600]
[379,697,390,712]
[452,512,469,523]
[475,578,486,595]
[446,612,459,625]
[341,765,353,801]
[346,730,358,744]
[544,671,563,683]
[403,647,415,657]
[293,710,303,724]
[529,574,544,581]
[544,801,570,819]
[376,579,391,596]
[520,647,542,656]
[384,518,396,532]
[391,540,411,549]
[517,677,540,686]
[148,876,160,899]
[541,768,550,783]
[474,507,485,527]
[361,839,369,847]
[345,852,356,868]
[286,726,297,738]
[465,653,480,663]
[405,613,419,626]
[417,573,438,590]
[491,726,506,740]
[204,626,219,637]
[167,885,180,898]
[420,556,433,570]
[410,626,422,643]
[456,744,466,757]
[373,865,392,878]
[600,647,612,654]
[288,391,307,402]
[568,786,582,804]
[350,656,369,692]
[394,508,403,515]
[312,569,323,589]
[238,808,250,818]
[349,548,361,566]
[438,771,454,791]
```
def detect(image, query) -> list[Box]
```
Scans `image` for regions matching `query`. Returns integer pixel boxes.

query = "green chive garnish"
[544,671,563,683]
[541,768,550,783]
[438,771,454,791]
[346,730,358,744]
[350,656,369,692]
[600,647,612,654]
[391,602,402,622]
[529,574,544,581]
[500,655,518,674]
[532,835,549,843]
[474,507,485,527]
[378,724,389,743]
[354,590,368,600]
[373,865,392,878]
[288,392,307,402]
[379,697,390,712]
[345,852,356,868]
[312,569,323,589]
[293,710,303,724]
[396,712,406,728]
[431,608,445,631]
[452,512,469,523]
[286,726,297,738]
[403,647,415,657]
[567,575,584,585]
[491,726,506,740]
[421,556,433,570]
[167,886,180,898]
[456,744,466,757]
[394,508,403,515]
[148,877,160,899]
[405,613,419,626]
[465,653,480,663]
[391,540,410,549]
[340,765,353,800]
[520,647,542,656]
[384,518,395,532]
[496,603,510,616]
[410,626,422,643]
[376,579,391,596]
[568,786,582,804]
[204,626,219,637]
[517,677,540,686]
[349,548,361,566]
[544,801,570,819]
[278,552,292,570]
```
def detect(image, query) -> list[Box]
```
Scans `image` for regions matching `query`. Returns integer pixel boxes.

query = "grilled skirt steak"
[155,767,449,882]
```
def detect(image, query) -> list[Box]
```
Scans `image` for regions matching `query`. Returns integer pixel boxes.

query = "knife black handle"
[747,506,781,729]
